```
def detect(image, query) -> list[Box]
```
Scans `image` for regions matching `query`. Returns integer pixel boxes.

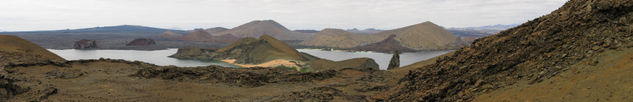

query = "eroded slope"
[388,0,633,101]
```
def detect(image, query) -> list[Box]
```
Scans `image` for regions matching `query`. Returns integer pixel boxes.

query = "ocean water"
[47,49,236,67]
[48,49,451,70]
[297,49,451,70]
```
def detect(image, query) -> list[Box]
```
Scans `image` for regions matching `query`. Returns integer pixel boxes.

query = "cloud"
[0,0,567,31]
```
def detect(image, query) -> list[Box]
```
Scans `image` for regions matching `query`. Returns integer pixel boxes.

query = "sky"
[0,0,567,31]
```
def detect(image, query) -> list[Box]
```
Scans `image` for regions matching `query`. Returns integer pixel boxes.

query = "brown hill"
[301,28,377,48]
[204,27,229,34]
[126,38,156,46]
[212,20,313,41]
[374,21,464,50]
[159,31,181,39]
[386,0,633,101]
[178,29,239,43]
[302,21,463,50]
[172,35,314,64]
[179,29,213,41]
[348,35,416,53]
[0,35,66,66]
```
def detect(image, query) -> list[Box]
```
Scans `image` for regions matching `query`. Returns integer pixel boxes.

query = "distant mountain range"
[2,25,186,34]
[456,24,520,30]
[294,30,320,33]
[302,21,465,51]
[446,24,520,43]
[0,20,510,51]
[0,25,217,50]
[177,29,239,43]
[346,28,384,34]
[447,24,520,37]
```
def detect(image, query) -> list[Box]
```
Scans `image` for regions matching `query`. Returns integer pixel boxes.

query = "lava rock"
[387,50,401,70]
[74,39,97,49]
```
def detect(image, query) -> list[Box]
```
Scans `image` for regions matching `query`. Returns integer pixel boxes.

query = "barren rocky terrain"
[2,0,633,101]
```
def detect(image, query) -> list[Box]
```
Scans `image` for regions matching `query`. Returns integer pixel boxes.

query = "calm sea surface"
[297,49,451,69]
[48,49,452,70]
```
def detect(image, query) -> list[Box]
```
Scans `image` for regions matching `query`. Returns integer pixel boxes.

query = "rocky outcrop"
[388,0,633,101]
[348,35,416,53]
[126,38,156,46]
[387,51,400,70]
[73,39,97,49]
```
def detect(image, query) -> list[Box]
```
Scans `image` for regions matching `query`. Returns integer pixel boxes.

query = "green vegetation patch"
[275,65,297,70]
[299,67,311,73]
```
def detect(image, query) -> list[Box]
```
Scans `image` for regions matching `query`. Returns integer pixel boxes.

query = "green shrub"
[300,67,311,73]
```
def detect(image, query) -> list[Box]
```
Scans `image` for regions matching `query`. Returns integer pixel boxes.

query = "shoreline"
[220,59,303,71]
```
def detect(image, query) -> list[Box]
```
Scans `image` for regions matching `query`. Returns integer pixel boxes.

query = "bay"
[48,49,451,70]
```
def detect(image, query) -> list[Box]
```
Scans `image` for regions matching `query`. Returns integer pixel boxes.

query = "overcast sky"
[0,0,567,31]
